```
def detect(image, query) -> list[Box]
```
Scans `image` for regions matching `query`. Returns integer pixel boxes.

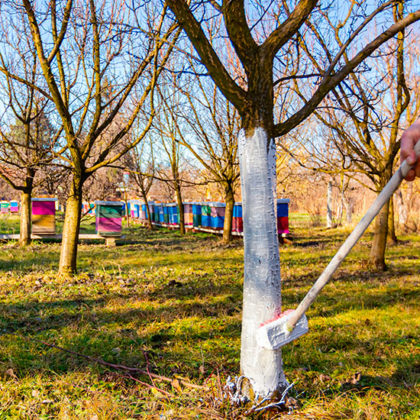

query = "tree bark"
[337,188,345,226]
[175,182,185,235]
[19,189,32,246]
[140,188,153,230]
[238,127,287,398]
[344,196,353,225]
[388,196,397,244]
[370,199,390,271]
[395,189,407,228]
[327,181,333,228]
[223,183,234,244]
[59,178,83,275]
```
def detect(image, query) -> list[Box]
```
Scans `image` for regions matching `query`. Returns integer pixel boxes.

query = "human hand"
[400,119,420,181]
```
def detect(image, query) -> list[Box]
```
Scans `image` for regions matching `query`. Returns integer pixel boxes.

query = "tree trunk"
[337,188,345,226]
[175,183,185,235]
[327,181,333,228]
[388,196,397,244]
[124,191,130,228]
[59,179,83,275]
[223,183,234,243]
[370,199,390,271]
[142,190,153,230]
[344,196,353,224]
[238,127,287,398]
[395,189,407,227]
[19,189,32,246]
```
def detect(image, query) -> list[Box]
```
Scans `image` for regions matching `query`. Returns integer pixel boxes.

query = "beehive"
[32,198,57,234]
[10,201,19,213]
[95,201,124,236]
[277,199,290,235]
[1,201,10,213]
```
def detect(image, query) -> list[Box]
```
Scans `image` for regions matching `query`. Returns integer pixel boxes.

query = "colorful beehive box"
[277,199,290,235]
[232,203,243,233]
[95,201,124,236]
[121,202,130,218]
[82,202,95,215]
[201,203,211,228]
[129,200,136,218]
[55,201,63,212]
[10,201,19,213]
[210,202,225,230]
[32,198,57,234]
[183,203,193,227]
[130,200,140,219]
[192,202,202,228]
[163,204,170,224]
[155,203,163,224]
[140,203,147,221]
[1,201,10,213]
[168,203,178,225]
[151,203,159,223]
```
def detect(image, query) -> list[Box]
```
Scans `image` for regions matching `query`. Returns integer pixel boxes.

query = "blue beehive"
[233,203,243,233]
[192,202,202,228]
[201,203,211,228]
[168,203,178,225]
[210,202,225,229]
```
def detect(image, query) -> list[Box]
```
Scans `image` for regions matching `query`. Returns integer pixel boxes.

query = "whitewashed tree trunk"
[238,128,288,398]
[327,181,333,228]
[337,188,345,225]
[344,196,353,224]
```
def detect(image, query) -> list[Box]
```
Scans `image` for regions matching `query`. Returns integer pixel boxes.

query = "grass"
[0,217,419,419]
[0,213,98,236]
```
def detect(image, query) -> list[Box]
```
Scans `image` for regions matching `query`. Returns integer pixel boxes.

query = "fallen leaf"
[5,368,17,379]
[171,378,182,393]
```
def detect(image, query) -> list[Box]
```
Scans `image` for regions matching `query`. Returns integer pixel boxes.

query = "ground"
[0,213,419,419]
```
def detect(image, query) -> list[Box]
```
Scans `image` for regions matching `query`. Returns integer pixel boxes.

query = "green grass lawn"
[0,213,98,236]
[0,221,419,419]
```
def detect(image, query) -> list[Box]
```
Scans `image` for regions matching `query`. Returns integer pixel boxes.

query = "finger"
[405,168,415,182]
[400,136,415,161]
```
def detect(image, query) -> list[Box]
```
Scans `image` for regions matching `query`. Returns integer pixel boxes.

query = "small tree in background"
[168,66,241,243]
[124,140,155,230]
[0,10,60,245]
[310,4,419,269]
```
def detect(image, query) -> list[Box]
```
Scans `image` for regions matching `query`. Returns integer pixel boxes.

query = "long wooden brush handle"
[287,140,420,331]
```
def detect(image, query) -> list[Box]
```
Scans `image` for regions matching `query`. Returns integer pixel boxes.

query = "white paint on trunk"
[327,181,333,228]
[238,127,288,397]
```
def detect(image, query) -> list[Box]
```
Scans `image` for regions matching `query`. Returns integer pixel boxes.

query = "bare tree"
[0,7,61,246]
[152,79,190,234]
[0,1,179,273]
[124,140,155,230]
[0,25,60,246]
[164,0,420,400]
[310,4,419,269]
[169,65,241,243]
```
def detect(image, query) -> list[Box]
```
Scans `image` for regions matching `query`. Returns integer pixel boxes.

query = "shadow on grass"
[0,293,241,380]
[0,253,60,272]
